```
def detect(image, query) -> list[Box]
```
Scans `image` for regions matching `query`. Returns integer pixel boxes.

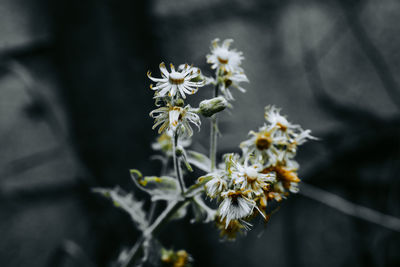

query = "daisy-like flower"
[219,70,249,101]
[206,38,244,73]
[150,104,200,137]
[240,125,283,166]
[202,170,229,199]
[219,190,255,228]
[147,62,205,100]
[264,105,316,147]
[231,161,276,197]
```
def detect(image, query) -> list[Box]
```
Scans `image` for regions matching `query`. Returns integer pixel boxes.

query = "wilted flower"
[207,38,244,73]
[240,125,283,165]
[219,70,249,101]
[264,165,301,194]
[219,190,255,228]
[201,170,228,199]
[231,162,276,197]
[150,104,200,137]
[147,62,205,100]
[215,216,250,241]
[264,105,316,148]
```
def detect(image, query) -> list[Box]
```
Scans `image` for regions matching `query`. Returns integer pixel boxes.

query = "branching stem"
[121,198,189,267]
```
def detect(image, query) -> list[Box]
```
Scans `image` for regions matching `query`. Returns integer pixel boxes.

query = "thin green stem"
[209,84,219,171]
[172,132,185,193]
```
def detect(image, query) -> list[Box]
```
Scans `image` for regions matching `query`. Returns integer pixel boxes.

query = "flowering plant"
[94,38,315,267]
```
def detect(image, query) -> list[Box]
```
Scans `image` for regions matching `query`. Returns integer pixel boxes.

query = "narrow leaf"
[130,169,180,201]
[186,150,211,173]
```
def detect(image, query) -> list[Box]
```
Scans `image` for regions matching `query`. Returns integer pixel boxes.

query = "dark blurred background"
[0,0,399,266]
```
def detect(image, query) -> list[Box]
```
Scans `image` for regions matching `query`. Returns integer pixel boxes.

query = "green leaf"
[93,187,148,231]
[130,169,180,201]
[186,150,211,173]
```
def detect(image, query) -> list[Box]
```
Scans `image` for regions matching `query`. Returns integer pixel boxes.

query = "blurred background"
[0,0,399,266]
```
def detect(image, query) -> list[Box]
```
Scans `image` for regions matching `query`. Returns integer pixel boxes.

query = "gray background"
[0,0,399,266]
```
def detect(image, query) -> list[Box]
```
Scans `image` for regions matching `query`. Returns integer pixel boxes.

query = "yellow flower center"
[218,57,229,64]
[255,135,271,150]
[217,50,229,64]
[169,72,185,85]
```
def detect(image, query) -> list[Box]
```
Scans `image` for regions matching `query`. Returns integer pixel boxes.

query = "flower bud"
[175,145,184,157]
[199,96,228,117]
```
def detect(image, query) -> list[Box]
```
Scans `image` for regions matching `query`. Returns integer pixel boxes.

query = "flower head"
[207,39,244,73]
[264,165,300,193]
[264,105,316,148]
[147,62,205,100]
[150,104,200,137]
[240,125,283,166]
[219,190,255,228]
[231,162,276,197]
[219,71,249,101]
[202,170,228,199]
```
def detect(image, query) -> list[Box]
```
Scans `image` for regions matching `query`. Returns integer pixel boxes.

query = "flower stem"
[121,199,189,267]
[210,84,219,171]
[120,178,209,267]
[172,132,185,193]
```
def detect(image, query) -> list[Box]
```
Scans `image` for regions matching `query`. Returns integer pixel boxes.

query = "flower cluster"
[206,38,249,101]
[201,106,316,239]
[96,37,316,267]
[148,63,206,138]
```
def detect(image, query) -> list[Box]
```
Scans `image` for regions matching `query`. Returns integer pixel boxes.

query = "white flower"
[240,125,283,166]
[219,190,255,228]
[219,71,249,101]
[264,105,297,131]
[231,162,276,197]
[150,104,200,137]
[206,39,244,73]
[147,62,205,99]
[264,105,316,148]
[203,170,228,199]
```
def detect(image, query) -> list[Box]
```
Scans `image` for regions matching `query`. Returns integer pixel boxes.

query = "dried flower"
[150,104,200,137]
[219,190,255,228]
[147,63,205,100]
[207,39,244,73]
